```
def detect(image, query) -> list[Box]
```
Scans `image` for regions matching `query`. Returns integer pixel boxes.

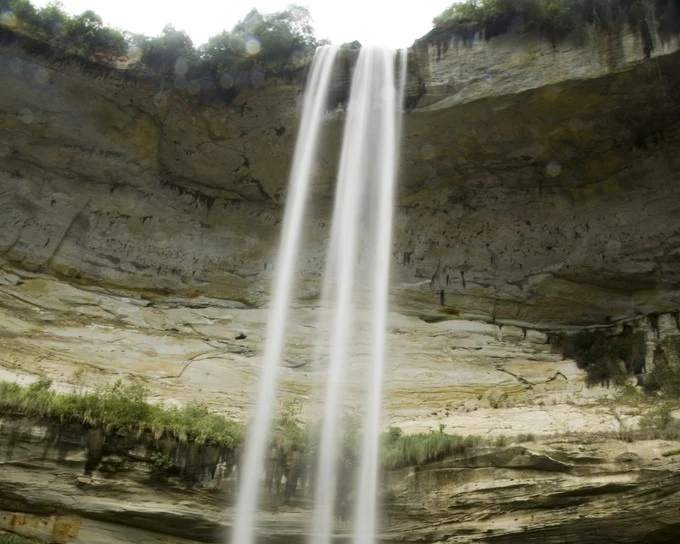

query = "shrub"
[494,434,509,447]
[62,10,126,58]
[0,379,244,447]
[381,430,483,469]
[1,1,125,59]
[0,0,40,29]
[140,24,198,76]
[33,1,68,37]
[644,336,680,398]
[637,402,680,439]
[149,451,178,478]
[271,398,309,454]
[198,5,318,86]
[615,383,644,404]
[565,330,630,387]
[1,0,320,99]
[387,426,403,442]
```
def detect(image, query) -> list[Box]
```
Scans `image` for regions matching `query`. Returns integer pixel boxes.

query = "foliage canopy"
[433,0,680,44]
[0,0,320,95]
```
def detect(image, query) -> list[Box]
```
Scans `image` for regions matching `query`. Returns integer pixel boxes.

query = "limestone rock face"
[2,24,680,544]
[0,28,679,325]
[2,416,679,544]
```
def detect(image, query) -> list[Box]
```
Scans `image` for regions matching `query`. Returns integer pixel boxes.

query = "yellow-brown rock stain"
[1,512,81,542]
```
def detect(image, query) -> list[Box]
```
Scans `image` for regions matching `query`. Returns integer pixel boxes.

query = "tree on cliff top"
[433,0,680,44]
[1,0,126,59]
[140,24,198,76]
[199,5,318,75]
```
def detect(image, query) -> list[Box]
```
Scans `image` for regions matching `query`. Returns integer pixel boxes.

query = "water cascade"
[231,44,406,544]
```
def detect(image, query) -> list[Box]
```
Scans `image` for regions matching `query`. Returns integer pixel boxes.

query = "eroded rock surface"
[0,265,653,429]
[1,416,679,543]
[0,27,679,325]
[1,22,680,544]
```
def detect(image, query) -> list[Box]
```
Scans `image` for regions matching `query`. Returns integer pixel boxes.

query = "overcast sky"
[30,1,455,48]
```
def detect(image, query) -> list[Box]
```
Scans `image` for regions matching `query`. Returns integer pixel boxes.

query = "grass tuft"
[381,429,483,469]
[0,379,244,447]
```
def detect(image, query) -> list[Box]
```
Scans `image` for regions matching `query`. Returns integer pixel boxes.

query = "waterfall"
[231,44,406,544]
[231,45,339,544]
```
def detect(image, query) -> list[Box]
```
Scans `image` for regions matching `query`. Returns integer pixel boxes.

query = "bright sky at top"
[30,1,455,49]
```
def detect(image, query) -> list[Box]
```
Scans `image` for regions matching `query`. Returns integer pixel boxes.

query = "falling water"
[312,46,404,544]
[231,44,406,544]
[351,48,408,544]
[231,45,339,544]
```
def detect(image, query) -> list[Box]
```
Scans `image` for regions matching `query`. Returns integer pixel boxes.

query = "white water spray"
[231,45,339,544]
[231,44,406,544]
[352,47,407,544]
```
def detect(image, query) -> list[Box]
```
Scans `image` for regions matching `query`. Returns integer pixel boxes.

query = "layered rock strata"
[0,26,679,325]
[2,416,679,543]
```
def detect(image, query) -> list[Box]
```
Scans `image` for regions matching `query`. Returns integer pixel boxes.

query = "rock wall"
[2,24,680,544]
[2,415,680,543]
[0,27,679,326]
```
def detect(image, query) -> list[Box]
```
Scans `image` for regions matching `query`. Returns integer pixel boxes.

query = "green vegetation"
[0,378,243,447]
[644,336,680,397]
[0,0,320,95]
[382,427,483,469]
[433,0,680,45]
[271,398,311,454]
[0,380,487,474]
[567,330,631,387]
[149,451,179,479]
[637,401,680,439]
[199,6,318,79]
[0,0,126,58]
[494,434,510,447]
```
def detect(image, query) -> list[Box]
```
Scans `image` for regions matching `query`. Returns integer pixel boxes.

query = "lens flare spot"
[421,143,436,160]
[188,80,201,95]
[569,116,584,131]
[153,92,168,108]
[245,37,261,56]
[291,50,304,64]
[10,57,23,76]
[174,57,189,77]
[250,69,265,88]
[220,73,234,90]
[546,160,562,177]
[127,45,142,62]
[0,11,17,27]
[33,67,49,85]
[17,108,34,124]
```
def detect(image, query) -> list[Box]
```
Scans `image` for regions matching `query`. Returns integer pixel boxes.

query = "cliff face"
[2,416,680,544]
[1,26,679,327]
[2,22,680,544]
[401,26,680,325]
